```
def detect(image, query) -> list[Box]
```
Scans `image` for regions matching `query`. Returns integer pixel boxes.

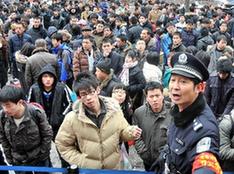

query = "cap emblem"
[178,53,188,64]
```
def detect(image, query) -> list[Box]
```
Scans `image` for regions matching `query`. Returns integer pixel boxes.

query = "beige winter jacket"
[55,96,135,169]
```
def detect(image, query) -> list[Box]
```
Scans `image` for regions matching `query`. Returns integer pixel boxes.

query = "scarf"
[170,93,206,127]
[118,61,138,86]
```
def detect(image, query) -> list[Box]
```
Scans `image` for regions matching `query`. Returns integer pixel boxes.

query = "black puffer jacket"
[0,104,53,165]
[128,64,146,99]
[197,36,214,51]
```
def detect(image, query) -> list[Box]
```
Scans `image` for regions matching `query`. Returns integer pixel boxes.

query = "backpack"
[219,113,234,171]
[218,113,234,138]
[0,103,43,128]
[57,44,74,82]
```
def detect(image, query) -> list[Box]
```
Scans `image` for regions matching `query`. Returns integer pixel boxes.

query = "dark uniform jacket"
[168,94,220,174]
[133,101,171,166]
[0,104,53,165]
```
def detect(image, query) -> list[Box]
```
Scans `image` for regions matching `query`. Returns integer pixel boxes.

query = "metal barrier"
[0,166,233,174]
[0,166,154,174]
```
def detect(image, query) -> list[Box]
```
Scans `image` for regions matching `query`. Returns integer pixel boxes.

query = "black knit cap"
[217,58,233,73]
[171,52,209,81]
[96,59,111,74]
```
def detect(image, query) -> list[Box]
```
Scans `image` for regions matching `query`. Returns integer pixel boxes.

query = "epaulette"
[193,118,203,132]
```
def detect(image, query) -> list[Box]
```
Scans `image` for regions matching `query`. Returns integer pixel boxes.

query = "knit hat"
[217,57,233,73]
[96,59,111,74]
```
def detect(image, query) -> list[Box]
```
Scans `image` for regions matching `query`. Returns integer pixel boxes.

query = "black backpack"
[0,103,42,128]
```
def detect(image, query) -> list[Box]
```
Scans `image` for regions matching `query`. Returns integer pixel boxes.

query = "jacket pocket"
[170,138,187,156]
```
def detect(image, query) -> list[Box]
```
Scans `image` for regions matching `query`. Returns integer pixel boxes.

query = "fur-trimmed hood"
[15,51,29,64]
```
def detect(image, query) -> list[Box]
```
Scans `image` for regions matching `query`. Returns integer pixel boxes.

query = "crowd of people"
[0,0,233,173]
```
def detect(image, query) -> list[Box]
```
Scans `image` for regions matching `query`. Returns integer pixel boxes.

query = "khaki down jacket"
[55,96,135,169]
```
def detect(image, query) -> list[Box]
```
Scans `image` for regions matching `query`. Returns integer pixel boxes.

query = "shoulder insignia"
[196,137,211,153]
[193,119,203,132]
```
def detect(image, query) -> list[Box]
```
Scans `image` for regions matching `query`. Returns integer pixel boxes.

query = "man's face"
[167,25,175,34]
[139,16,147,24]
[185,23,193,31]
[179,16,185,23]
[33,19,41,28]
[91,18,98,25]
[102,42,113,54]
[15,24,25,35]
[103,28,112,37]
[82,30,92,37]
[216,39,227,50]
[52,39,60,48]
[218,71,229,80]
[42,73,54,88]
[169,74,199,111]
[136,40,146,51]
[24,9,32,16]
[146,88,164,113]
[96,23,104,33]
[82,39,92,50]
[95,68,107,81]
[140,30,150,41]
[79,88,99,110]
[116,38,125,47]
[1,101,22,117]
[53,11,59,17]
[115,20,122,26]
[220,23,227,33]
[173,35,182,45]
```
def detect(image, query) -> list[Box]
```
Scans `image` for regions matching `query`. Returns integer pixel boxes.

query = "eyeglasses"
[79,90,96,98]
[112,89,126,94]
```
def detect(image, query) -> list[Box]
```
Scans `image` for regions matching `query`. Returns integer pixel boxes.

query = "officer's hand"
[150,157,165,174]
[150,145,169,173]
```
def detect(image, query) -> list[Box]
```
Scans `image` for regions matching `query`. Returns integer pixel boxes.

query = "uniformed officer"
[166,52,222,174]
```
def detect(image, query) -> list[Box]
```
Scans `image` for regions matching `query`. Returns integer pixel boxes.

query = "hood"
[48,26,58,37]
[37,64,57,87]
[15,51,28,64]
[32,47,49,54]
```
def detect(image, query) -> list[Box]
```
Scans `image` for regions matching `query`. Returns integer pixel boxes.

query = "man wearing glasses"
[55,72,142,169]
